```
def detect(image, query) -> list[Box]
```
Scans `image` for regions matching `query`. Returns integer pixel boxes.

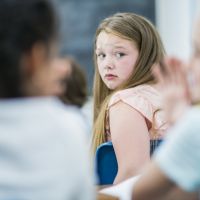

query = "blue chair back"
[95,139,163,185]
[150,139,163,156]
[95,142,117,185]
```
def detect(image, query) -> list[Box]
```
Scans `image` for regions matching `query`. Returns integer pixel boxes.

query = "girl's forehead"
[96,31,136,50]
[97,31,122,43]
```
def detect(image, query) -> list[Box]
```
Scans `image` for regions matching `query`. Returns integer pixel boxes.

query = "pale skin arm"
[109,101,150,184]
[132,161,198,200]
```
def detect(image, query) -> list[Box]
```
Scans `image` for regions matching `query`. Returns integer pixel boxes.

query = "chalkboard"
[54,0,155,92]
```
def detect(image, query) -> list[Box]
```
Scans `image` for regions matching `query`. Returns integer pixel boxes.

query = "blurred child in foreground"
[0,0,94,199]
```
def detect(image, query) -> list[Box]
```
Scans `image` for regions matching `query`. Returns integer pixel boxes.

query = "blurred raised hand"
[188,57,200,105]
[153,57,191,125]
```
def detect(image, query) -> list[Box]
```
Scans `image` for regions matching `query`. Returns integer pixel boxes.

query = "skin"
[50,58,71,96]
[96,31,138,90]
[21,42,57,96]
[190,19,200,104]
[153,57,190,126]
[132,161,198,200]
[110,102,151,184]
[96,31,151,184]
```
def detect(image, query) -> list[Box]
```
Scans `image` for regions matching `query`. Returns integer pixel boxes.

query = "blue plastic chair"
[95,139,163,185]
[150,139,163,156]
[95,141,118,185]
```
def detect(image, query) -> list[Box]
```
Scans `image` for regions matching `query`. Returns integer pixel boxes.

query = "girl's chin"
[106,84,117,90]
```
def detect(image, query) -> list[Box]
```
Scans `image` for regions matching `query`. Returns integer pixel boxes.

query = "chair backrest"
[95,139,163,185]
[95,141,118,185]
[150,139,163,156]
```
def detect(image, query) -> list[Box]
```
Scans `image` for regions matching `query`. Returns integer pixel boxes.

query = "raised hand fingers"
[189,58,200,104]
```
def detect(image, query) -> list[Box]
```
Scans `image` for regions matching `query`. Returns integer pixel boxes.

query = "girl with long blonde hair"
[92,12,167,184]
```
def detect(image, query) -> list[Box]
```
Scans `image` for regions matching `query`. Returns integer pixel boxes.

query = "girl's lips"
[105,74,117,80]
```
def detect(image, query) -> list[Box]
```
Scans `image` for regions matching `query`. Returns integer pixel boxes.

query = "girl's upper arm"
[109,101,150,182]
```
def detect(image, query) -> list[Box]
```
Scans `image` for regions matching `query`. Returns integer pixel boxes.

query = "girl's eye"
[97,53,106,60]
[116,52,125,58]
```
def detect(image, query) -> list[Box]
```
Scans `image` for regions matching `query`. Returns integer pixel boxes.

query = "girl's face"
[96,31,139,90]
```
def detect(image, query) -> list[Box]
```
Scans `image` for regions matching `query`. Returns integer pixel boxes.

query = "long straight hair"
[91,13,165,154]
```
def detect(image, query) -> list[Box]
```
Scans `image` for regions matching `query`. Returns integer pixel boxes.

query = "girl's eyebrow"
[113,45,126,49]
[113,46,131,52]
[95,49,102,53]
[95,45,127,52]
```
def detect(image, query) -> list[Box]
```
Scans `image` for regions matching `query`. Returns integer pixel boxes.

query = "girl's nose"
[104,57,114,70]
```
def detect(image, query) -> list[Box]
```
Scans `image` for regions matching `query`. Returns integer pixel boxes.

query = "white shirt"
[81,96,93,136]
[155,107,200,192]
[0,97,95,200]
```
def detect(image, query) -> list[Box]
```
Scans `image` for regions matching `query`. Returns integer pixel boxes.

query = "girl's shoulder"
[108,84,162,109]
[108,85,166,132]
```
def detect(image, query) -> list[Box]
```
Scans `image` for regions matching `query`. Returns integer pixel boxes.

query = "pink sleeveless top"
[105,85,167,141]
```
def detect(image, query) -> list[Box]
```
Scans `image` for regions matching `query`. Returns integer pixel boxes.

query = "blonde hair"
[91,12,165,154]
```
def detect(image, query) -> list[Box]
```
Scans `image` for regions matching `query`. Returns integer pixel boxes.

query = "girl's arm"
[109,101,150,184]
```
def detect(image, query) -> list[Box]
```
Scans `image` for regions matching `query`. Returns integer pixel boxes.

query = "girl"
[92,12,167,184]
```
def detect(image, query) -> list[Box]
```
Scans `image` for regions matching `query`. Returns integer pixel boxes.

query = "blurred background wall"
[54,0,200,93]
[156,0,200,61]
